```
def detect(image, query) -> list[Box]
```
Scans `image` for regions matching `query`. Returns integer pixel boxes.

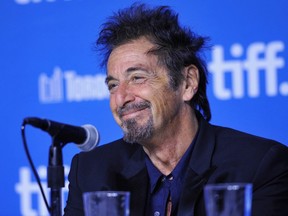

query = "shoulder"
[212,123,286,152]
[71,139,142,169]
[199,118,288,167]
[208,123,288,171]
[67,139,144,188]
[199,121,288,185]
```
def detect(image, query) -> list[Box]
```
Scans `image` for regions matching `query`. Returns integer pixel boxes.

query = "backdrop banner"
[0,0,287,215]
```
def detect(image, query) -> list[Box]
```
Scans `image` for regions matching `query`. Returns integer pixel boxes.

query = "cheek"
[150,89,172,119]
[150,86,182,126]
[144,77,175,117]
[109,96,122,125]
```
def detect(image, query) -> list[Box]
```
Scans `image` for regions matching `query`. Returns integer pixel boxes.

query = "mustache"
[117,101,151,118]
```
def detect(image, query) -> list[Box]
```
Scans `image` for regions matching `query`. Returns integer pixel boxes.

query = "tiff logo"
[38,67,109,103]
[208,41,287,100]
[15,166,69,216]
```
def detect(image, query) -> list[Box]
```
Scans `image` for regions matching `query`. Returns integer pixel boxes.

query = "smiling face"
[106,37,193,144]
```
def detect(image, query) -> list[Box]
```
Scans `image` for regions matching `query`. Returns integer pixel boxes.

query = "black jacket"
[64,117,288,216]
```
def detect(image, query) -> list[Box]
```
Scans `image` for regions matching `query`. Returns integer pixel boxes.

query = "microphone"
[23,117,99,151]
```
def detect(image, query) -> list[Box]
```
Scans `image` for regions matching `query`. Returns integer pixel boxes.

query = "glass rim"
[83,191,130,197]
[204,183,253,190]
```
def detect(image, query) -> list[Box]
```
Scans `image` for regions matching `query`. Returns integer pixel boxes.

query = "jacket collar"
[189,115,216,174]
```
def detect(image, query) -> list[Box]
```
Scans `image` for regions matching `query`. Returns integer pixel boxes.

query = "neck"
[142,109,198,175]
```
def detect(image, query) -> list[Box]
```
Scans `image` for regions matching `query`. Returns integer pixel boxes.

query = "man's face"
[106,38,185,143]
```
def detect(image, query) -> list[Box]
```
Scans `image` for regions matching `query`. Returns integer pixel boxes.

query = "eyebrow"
[105,66,149,84]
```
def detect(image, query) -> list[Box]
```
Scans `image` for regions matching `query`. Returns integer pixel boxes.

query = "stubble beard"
[118,102,154,144]
[122,116,153,144]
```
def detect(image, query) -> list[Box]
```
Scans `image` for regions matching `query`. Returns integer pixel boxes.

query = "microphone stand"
[47,139,65,216]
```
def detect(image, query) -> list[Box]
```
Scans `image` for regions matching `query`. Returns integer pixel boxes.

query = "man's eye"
[132,76,145,83]
[107,83,117,91]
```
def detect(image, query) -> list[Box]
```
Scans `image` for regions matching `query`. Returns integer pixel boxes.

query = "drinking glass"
[204,183,252,216]
[83,191,130,216]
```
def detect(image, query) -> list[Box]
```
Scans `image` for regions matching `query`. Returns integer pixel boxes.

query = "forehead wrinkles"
[107,51,160,79]
[108,39,157,67]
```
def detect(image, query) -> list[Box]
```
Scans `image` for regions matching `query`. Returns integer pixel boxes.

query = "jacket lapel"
[118,145,149,216]
[177,117,218,216]
[177,167,216,216]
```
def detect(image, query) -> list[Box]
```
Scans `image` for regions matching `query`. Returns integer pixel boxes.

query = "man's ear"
[182,65,199,101]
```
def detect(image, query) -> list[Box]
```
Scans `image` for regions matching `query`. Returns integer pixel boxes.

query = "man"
[64,3,288,216]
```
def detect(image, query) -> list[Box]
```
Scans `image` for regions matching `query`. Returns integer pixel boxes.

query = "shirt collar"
[145,133,198,193]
